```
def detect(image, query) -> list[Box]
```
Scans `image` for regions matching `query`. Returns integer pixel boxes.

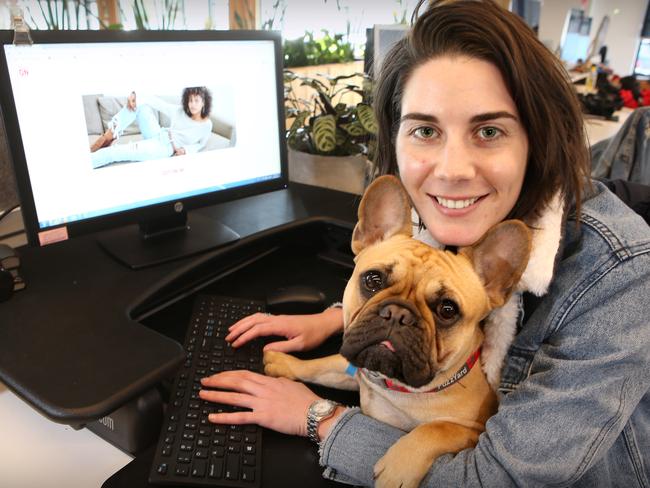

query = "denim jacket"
[591,107,650,185]
[320,181,650,487]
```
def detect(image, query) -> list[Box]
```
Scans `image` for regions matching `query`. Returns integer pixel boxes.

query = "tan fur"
[264,176,531,488]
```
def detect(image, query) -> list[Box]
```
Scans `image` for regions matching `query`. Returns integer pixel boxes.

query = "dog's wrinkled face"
[341,175,531,388]
[340,235,491,388]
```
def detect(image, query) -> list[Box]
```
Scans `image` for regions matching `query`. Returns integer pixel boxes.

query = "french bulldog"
[264,175,532,488]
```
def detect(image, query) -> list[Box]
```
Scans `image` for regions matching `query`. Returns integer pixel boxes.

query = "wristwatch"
[306,399,340,444]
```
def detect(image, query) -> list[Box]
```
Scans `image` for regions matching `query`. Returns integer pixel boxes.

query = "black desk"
[0,183,361,487]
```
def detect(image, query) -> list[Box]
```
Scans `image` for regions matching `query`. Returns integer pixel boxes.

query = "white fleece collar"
[413,193,565,389]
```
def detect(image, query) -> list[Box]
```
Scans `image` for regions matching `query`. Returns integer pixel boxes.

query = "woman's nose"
[432,135,476,181]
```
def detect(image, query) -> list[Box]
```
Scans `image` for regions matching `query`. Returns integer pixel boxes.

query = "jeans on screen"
[91,104,173,169]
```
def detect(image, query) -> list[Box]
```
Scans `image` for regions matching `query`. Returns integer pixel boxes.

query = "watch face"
[313,400,333,415]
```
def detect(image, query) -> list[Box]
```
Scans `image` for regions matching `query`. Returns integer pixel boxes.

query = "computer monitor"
[0,30,287,268]
[364,24,409,78]
[559,9,592,65]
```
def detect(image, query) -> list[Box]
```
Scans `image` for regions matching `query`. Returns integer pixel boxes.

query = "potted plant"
[284,69,377,194]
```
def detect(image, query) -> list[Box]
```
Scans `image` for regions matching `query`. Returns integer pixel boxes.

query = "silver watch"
[306,399,340,444]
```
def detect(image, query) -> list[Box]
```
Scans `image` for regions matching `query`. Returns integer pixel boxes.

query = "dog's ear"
[351,175,412,255]
[459,220,532,309]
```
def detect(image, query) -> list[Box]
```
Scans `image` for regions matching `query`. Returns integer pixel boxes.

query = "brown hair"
[182,86,212,119]
[373,0,591,222]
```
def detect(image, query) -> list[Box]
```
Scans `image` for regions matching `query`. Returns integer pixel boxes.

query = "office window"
[4,1,230,30]
[635,1,650,76]
[260,0,418,49]
[635,38,650,76]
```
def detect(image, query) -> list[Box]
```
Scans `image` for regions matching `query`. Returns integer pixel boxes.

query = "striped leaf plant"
[284,70,377,158]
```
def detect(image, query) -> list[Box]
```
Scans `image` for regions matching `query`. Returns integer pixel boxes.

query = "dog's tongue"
[380,340,396,352]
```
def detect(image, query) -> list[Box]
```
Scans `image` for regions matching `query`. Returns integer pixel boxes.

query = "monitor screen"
[0,30,287,267]
[559,9,592,65]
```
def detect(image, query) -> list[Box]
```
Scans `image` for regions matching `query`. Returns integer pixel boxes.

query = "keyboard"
[149,294,266,487]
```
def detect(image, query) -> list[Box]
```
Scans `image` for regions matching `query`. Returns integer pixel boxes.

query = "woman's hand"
[173,147,186,156]
[199,370,319,436]
[226,307,343,353]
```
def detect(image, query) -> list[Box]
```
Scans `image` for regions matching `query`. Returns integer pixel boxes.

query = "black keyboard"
[149,294,265,487]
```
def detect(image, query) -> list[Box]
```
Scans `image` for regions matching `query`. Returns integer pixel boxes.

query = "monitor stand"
[96,211,240,269]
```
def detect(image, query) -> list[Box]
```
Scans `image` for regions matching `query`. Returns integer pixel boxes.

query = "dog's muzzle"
[340,299,433,387]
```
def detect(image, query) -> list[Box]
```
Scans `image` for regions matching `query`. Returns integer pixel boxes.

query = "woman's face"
[188,94,205,117]
[396,55,528,247]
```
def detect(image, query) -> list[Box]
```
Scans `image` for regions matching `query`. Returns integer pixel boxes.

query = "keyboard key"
[242,466,255,482]
[156,463,168,475]
[191,460,207,477]
[208,457,224,479]
[225,453,240,480]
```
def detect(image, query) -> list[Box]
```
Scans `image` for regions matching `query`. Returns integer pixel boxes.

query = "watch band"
[306,399,340,444]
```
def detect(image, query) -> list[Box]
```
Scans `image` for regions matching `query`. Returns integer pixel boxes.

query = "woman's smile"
[430,193,488,214]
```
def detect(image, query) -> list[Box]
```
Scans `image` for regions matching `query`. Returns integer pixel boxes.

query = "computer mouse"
[266,285,327,315]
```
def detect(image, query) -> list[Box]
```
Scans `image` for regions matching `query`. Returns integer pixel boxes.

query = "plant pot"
[287,147,371,195]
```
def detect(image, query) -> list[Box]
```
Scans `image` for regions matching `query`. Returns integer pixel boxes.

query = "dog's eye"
[435,299,459,321]
[362,270,385,293]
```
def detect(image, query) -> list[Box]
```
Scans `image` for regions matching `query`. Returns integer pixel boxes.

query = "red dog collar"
[384,347,482,394]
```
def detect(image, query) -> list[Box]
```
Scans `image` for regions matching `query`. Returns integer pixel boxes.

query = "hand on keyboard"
[225,307,343,353]
[199,370,319,437]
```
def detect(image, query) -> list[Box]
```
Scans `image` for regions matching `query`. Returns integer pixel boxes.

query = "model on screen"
[89,86,213,169]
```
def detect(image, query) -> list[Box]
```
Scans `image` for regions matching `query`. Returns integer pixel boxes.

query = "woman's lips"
[430,194,487,215]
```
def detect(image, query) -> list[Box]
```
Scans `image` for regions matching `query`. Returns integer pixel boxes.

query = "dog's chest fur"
[356,356,497,432]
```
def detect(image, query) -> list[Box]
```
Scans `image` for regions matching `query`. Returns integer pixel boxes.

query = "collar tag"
[384,347,481,394]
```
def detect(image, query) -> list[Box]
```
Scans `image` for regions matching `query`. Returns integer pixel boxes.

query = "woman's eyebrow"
[399,111,518,124]
[469,111,518,123]
[399,113,439,124]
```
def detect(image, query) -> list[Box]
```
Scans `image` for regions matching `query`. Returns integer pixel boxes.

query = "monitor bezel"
[0,29,288,246]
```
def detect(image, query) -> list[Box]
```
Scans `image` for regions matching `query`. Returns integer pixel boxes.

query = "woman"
[199,1,650,486]
[90,86,213,168]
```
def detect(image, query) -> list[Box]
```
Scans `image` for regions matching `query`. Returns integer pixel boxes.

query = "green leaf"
[341,122,366,137]
[288,111,309,139]
[313,115,337,153]
[356,103,378,135]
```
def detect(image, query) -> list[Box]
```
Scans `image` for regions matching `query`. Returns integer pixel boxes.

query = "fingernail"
[208,414,216,421]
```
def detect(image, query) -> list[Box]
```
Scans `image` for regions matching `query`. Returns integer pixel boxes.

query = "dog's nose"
[379,304,416,326]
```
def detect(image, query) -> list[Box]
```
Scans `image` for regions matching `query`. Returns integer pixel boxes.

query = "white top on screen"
[3,39,283,229]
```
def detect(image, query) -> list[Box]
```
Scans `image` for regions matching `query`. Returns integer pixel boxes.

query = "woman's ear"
[351,175,413,255]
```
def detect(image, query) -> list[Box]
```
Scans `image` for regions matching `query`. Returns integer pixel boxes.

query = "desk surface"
[0,183,359,487]
[583,107,632,145]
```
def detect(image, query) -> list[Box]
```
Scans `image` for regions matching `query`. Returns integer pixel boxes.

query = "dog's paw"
[373,435,433,488]
[263,351,299,379]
